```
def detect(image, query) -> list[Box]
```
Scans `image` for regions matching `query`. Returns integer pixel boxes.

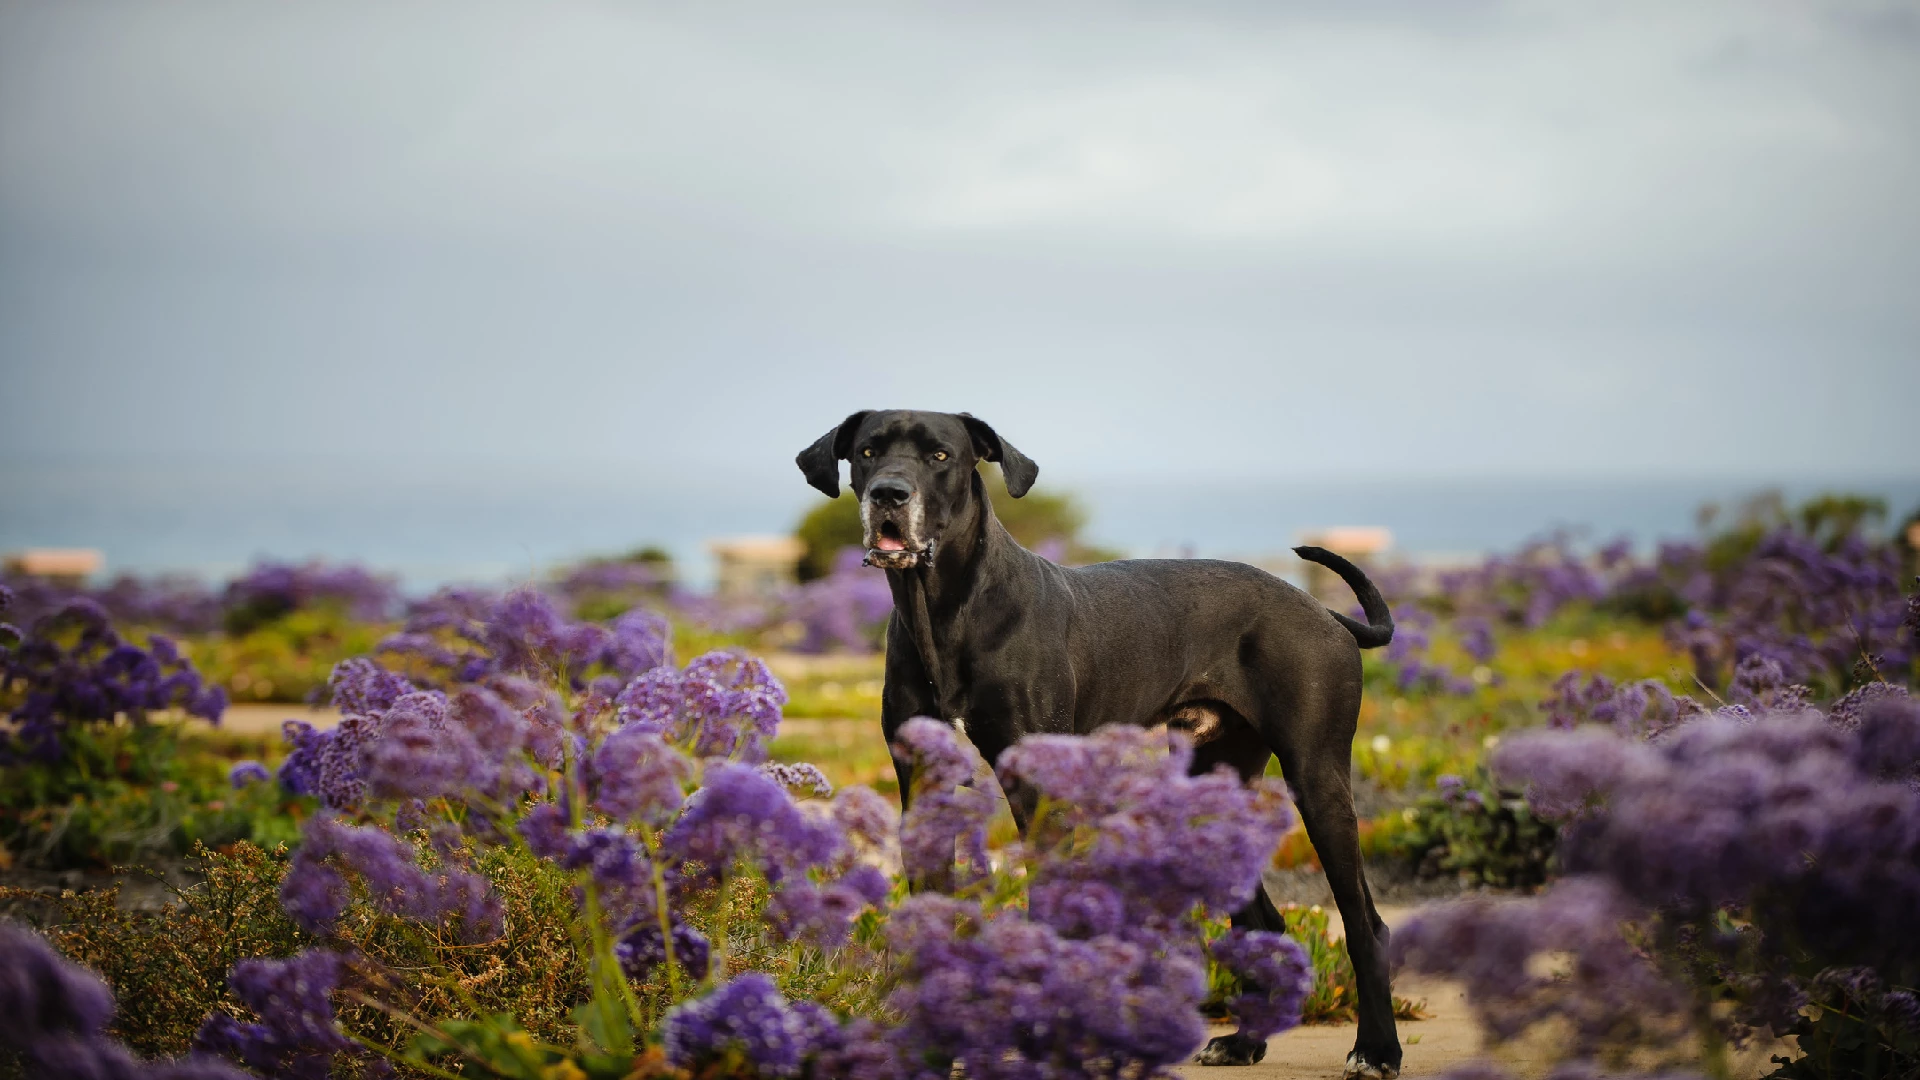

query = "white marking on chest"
[951,716,968,739]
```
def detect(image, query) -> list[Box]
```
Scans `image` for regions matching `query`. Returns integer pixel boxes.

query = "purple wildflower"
[611,651,789,761]
[1457,616,1498,664]
[830,785,898,860]
[327,657,417,718]
[662,972,824,1078]
[891,718,996,890]
[602,607,673,676]
[1831,681,1911,729]
[782,548,894,654]
[765,865,891,947]
[1210,928,1314,1039]
[1853,693,1920,783]
[195,950,352,1080]
[360,690,485,802]
[661,762,842,885]
[589,726,692,825]
[1492,727,1660,819]
[615,916,711,982]
[0,923,117,1046]
[275,720,328,797]
[227,760,271,788]
[1392,877,1689,1051]
[999,725,1297,926]
[1725,654,1811,712]
[516,800,573,860]
[760,761,833,798]
[884,893,1213,1078]
[1541,672,1689,736]
[1,599,226,762]
[223,560,398,630]
[1027,879,1127,939]
[280,815,500,941]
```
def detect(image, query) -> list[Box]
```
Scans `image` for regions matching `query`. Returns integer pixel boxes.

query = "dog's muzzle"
[863,539,936,570]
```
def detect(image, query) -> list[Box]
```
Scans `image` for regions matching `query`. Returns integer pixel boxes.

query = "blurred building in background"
[3,548,103,586]
[709,536,805,601]
[1294,527,1392,604]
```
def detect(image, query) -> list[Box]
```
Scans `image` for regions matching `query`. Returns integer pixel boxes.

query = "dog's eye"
[933,450,948,462]
[861,448,873,458]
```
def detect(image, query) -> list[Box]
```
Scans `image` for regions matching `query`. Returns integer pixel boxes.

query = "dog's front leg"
[879,612,953,888]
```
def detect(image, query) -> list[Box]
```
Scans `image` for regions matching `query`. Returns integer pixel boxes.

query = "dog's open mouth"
[864,518,932,568]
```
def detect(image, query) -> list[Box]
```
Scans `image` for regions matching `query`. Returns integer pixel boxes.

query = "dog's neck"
[884,472,1033,715]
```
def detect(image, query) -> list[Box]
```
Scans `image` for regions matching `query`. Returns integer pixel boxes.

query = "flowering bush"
[781,548,893,654]
[1399,771,1556,889]
[867,719,1311,1078]
[0,594,227,763]
[1393,690,1920,1078]
[5,564,1324,1079]
[0,921,252,1079]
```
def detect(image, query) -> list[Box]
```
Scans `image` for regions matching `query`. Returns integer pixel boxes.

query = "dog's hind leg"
[1269,684,1401,1079]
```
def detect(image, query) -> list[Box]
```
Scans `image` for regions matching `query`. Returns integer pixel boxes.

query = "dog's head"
[795,410,1038,569]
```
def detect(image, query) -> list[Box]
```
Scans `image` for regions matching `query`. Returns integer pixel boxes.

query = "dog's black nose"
[868,477,913,507]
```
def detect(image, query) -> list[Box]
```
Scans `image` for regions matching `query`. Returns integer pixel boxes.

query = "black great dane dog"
[796,409,1402,1077]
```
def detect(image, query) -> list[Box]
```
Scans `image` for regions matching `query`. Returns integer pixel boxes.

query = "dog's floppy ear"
[959,413,1039,498]
[795,411,871,498]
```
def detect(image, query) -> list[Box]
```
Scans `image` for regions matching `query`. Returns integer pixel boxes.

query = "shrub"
[1400,773,1556,890]
[1394,690,1920,1078]
[1205,905,1426,1026]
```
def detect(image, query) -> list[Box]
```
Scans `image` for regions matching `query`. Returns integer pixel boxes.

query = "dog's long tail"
[1293,545,1395,649]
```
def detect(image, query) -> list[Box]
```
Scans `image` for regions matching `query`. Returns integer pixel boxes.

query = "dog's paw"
[1195,1033,1268,1066]
[1343,1051,1400,1080]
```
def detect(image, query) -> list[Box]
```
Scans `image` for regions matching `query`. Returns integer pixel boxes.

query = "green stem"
[347,1032,469,1080]
[708,871,732,988]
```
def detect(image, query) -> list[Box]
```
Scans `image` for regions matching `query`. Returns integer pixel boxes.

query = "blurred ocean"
[4,460,1917,592]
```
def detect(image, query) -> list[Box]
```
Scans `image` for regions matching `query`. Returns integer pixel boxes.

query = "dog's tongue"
[874,536,908,552]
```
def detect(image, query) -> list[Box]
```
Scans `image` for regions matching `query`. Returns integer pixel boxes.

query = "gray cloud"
[2,0,1915,484]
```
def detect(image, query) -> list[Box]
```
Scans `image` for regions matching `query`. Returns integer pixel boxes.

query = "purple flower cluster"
[782,547,894,654]
[1382,607,1478,696]
[882,892,1213,1079]
[552,559,671,608]
[279,813,501,940]
[0,598,227,762]
[228,760,271,788]
[222,560,399,632]
[1208,929,1314,1040]
[612,651,786,760]
[277,660,555,813]
[662,762,845,887]
[194,950,354,1080]
[1497,702,1920,935]
[1393,878,1691,1053]
[856,722,1310,1075]
[1414,690,1920,1064]
[1657,527,1912,693]
[998,725,1298,929]
[0,922,249,1080]
[1433,532,1631,629]
[891,718,996,890]
[662,972,842,1078]
[1541,672,1693,736]
[382,586,672,692]
[616,916,713,982]
[1,570,227,635]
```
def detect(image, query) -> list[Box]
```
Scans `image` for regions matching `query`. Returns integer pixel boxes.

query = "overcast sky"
[2,0,1915,486]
